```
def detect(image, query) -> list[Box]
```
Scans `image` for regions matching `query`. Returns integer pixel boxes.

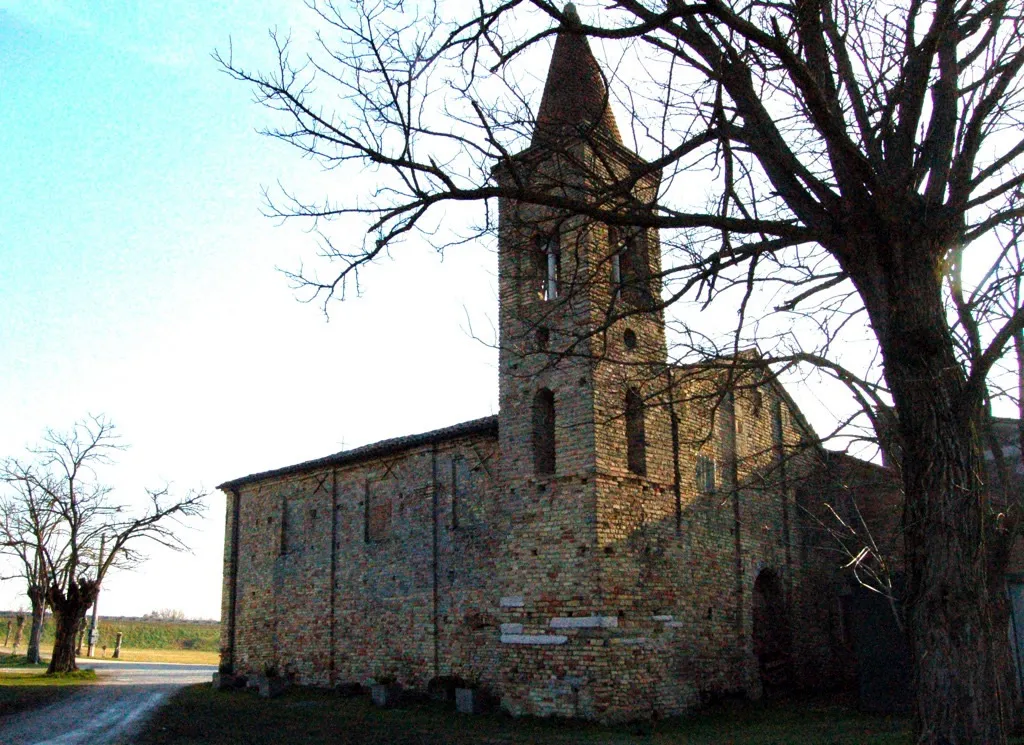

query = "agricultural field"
[0,613,220,663]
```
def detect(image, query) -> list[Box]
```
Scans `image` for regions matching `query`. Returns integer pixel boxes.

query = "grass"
[132,686,915,745]
[0,653,48,669]
[0,669,96,718]
[0,670,96,684]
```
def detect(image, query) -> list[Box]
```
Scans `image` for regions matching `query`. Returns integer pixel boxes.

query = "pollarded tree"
[220,1,1024,741]
[0,416,206,673]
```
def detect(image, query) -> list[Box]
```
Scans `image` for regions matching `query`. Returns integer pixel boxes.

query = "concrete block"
[211,672,242,691]
[455,687,485,714]
[371,683,403,708]
[258,675,287,698]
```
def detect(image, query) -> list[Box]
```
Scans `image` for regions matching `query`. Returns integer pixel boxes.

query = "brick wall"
[225,433,504,690]
[220,371,848,721]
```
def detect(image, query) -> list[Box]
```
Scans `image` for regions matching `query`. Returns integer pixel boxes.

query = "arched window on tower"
[625,388,647,476]
[609,226,652,307]
[536,235,560,300]
[533,388,556,474]
[610,248,622,300]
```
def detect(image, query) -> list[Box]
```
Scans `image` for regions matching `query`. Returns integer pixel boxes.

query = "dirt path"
[0,660,214,745]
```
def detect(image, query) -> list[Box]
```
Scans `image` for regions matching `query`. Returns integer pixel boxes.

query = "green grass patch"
[0,669,96,717]
[0,613,220,653]
[132,686,916,745]
[0,670,97,684]
[650,695,909,744]
[0,654,48,669]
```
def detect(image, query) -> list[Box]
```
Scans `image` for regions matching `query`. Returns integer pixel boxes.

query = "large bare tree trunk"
[867,257,1015,744]
[46,578,98,674]
[47,610,80,674]
[25,584,45,665]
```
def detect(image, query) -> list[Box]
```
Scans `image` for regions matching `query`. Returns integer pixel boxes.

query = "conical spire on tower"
[532,4,622,146]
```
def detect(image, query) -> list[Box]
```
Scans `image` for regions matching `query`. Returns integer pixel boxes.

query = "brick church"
[217,10,862,722]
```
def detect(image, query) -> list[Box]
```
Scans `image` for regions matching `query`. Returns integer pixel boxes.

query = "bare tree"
[142,608,187,622]
[0,460,62,664]
[0,416,206,673]
[220,0,1024,740]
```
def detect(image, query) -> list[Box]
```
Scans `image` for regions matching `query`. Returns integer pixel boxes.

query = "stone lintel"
[548,615,618,629]
[651,615,673,622]
[500,595,525,608]
[500,623,524,634]
[501,634,568,645]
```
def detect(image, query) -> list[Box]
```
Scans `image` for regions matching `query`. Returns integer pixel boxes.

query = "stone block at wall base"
[211,672,245,691]
[455,687,486,714]
[371,684,403,708]
[257,675,288,699]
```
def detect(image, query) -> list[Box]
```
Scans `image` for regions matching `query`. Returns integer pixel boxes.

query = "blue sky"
[0,1,499,619]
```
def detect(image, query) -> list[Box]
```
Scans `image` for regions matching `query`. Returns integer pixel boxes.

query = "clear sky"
[0,0,499,620]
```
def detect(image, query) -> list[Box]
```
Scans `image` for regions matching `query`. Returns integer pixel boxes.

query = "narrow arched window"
[536,235,560,300]
[279,497,289,556]
[610,226,652,308]
[771,398,784,448]
[696,454,716,493]
[608,226,624,297]
[626,388,647,476]
[533,388,556,475]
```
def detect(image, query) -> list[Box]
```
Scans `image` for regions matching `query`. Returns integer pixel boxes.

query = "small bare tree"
[143,608,187,622]
[0,416,206,673]
[0,462,60,664]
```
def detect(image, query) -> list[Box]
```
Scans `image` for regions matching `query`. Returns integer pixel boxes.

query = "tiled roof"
[218,415,498,490]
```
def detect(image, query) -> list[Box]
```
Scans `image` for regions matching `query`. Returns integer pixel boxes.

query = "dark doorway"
[752,569,792,692]
[844,581,913,712]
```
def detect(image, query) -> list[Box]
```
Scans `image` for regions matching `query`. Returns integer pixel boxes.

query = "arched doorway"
[752,569,792,691]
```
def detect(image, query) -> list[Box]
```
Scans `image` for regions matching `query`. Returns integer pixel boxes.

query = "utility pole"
[87,535,105,658]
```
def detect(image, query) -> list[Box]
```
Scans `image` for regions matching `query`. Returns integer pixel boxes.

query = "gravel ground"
[0,660,215,745]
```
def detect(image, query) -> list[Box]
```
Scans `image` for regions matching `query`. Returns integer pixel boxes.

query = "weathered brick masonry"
[219,12,853,722]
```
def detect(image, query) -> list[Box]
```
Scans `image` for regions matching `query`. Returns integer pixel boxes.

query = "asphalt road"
[0,660,215,745]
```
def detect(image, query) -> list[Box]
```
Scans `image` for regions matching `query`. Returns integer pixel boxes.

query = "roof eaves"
[218,415,499,491]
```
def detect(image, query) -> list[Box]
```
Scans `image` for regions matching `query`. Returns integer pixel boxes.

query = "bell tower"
[491,4,676,721]
[495,3,669,492]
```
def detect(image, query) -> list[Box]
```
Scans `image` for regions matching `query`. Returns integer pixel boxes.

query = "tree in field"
[220,1,1024,741]
[0,416,205,673]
